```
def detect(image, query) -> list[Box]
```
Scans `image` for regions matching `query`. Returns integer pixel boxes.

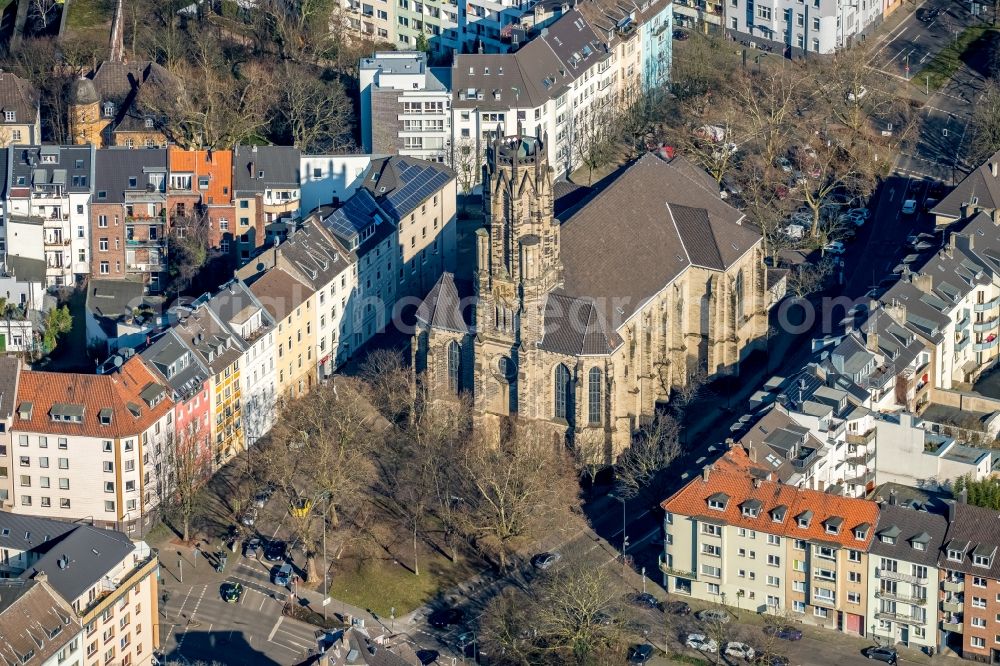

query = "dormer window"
[972,545,995,568]
[4,110,14,122]
[854,523,870,541]
[913,541,926,551]
[974,554,992,567]
[707,492,729,511]
[770,505,787,523]
[99,408,113,426]
[796,510,813,529]
[144,117,154,128]
[17,402,32,420]
[948,549,964,562]
[103,102,115,118]
[741,499,762,518]
[824,517,843,535]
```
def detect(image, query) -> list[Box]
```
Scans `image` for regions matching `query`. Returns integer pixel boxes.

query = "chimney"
[702,464,711,482]
[752,477,762,489]
[888,488,897,505]
[867,331,879,353]
[34,571,47,582]
[912,272,933,293]
[947,499,957,524]
[993,209,999,226]
[725,437,735,449]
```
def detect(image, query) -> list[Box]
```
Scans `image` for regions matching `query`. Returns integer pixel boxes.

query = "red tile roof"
[661,469,879,549]
[14,357,173,438]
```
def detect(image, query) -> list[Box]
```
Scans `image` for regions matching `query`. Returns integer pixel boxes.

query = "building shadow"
[163,630,285,666]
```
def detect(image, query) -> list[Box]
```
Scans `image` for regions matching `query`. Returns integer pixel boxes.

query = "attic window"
[3,110,14,122]
[741,499,762,518]
[707,492,729,511]
[99,408,113,426]
[198,176,210,189]
[854,526,869,540]
[97,191,107,200]
[913,541,926,551]
[103,102,115,118]
[128,177,137,188]
[145,117,154,128]
[0,528,8,537]
[17,402,32,420]
[770,506,786,523]
[947,548,964,562]
[796,511,812,528]
[823,517,843,535]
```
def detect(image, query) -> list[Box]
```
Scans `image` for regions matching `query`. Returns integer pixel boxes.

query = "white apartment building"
[299,154,375,215]
[360,52,453,163]
[9,356,174,535]
[865,502,946,650]
[204,280,278,449]
[725,0,882,55]
[7,145,94,287]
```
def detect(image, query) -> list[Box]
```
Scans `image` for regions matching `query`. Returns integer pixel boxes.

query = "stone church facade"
[413,132,772,462]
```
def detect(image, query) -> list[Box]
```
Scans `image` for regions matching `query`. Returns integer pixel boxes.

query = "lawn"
[65,0,114,30]
[916,26,994,93]
[329,550,478,617]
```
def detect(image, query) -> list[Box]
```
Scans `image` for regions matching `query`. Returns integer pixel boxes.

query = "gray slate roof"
[9,145,93,193]
[938,502,1000,578]
[3,254,45,283]
[23,524,135,603]
[85,278,146,319]
[93,147,167,204]
[869,503,948,566]
[0,513,77,554]
[233,144,301,194]
[539,292,618,355]
[931,149,1000,220]
[416,272,469,333]
[0,356,20,421]
[0,72,38,127]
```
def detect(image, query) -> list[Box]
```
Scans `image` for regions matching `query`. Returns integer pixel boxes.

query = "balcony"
[976,296,1000,311]
[125,237,166,247]
[876,589,928,605]
[877,568,925,585]
[659,560,696,580]
[941,620,964,633]
[875,610,926,626]
[942,599,964,613]
[791,447,819,470]
[845,451,875,466]
[43,238,70,246]
[846,429,876,446]
[812,595,836,607]
[974,317,999,333]
[974,337,999,352]
[956,336,971,352]
[942,579,965,593]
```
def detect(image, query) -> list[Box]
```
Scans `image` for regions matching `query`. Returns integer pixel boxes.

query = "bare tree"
[169,419,212,543]
[575,103,620,185]
[358,349,414,424]
[450,138,485,194]
[167,213,213,295]
[616,413,680,501]
[272,62,353,152]
[787,257,835,298]
[966,82,1000,167]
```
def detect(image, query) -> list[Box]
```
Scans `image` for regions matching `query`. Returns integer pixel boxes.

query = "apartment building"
[866,502,947,651]
[91,148,169,292]
[168,304,245,465]
[360,52,452,163]
[232,145,302,260]
[0,356,21,509]
[0,577,83,666]
[672,0,723,33]
[931,151,1000,227]
[397,0,460,52]
[725,0,882,55]
[0,71,41,146]
[661,467,878,634]
[9,357,174,535]
[299,154,374,214]
[320,155,455,353]
[0,513,160,666]
[7,145,94,287]
[249,267,316,400]
[204,280,277,449]
[167,147,236,253]
[938,501,1000,660]
[578,0,673,91]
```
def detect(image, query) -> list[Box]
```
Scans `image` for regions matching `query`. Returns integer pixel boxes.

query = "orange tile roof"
[168,147,233,204]
[661,469,879,549]
[14,356,174,439]
[715,446,758,474]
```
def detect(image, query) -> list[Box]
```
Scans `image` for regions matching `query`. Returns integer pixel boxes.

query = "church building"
[413,131,773,461]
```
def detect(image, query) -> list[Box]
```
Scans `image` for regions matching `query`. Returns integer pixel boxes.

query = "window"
[796,12,804,26]
[975,576,988,588]
[766,575,780,587]
[814,607,829,618]
[707,583,720,595]
[848,571,862,583]
[701,564,721,578]
[949,549,965,562]
[3,110,14,122]
[812,16,820,30]
[767,595,780,608]
[60,498,70,509]
[59,478,69,490]
[588,368,602,425]
[554,364,571,421]
[973,617,988,628]
[757,5,771,19]
[702,523,722,537]
[793,581,806,593]
[816,546,836,560]
[19,474,29,487]
[702,544,722,557]
[38,457,47,468]
[767,534,781,546]
[793,601,805,613]
[57,458,67,469]
[973,637,987,649]
[767,554,780,567]
[975,553,993,568]
[848,549,862,562]
[974,597,987,609]
[105,500,115,512]
[847,591,861,604]
[447,341,461,394]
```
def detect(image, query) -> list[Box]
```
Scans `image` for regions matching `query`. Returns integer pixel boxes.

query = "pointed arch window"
[588,367,602,425]
[554,363,572,421]
[448,341,461,393]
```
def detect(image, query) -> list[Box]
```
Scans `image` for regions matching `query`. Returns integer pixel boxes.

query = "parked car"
[685,634,719,653]
[763,625,803,641]
[628,644,655,663]
[273,562,293,587]
[824,241,846,255]
[673,28,690,40]
[846,86,868,102]
[696,608,731,624]
[531,552,561,570]
[755,653,790,666]
[775,157,793,173]
[627,592,663,611]
[428,607,465,629]
[263,540,287,562]
[725,642,756,660]
[694,125,726,142]
[240,507,257,527]
[416,649,440,665]
[220,582,243,604]
[862,646,898,664]
[916,7,939,21]
[253,484,275,508]
[666,601,692,615]
[901,199,918,215]
[243,537,262,559]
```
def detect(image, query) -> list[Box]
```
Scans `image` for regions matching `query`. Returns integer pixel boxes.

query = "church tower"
[473,129,561,419]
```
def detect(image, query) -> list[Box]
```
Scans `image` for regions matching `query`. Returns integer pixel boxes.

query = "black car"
[626,592,663,611]
[220,582,243,603]
[763,625,803,641]
[263,539,287,562]
[428,607,465,629]
[666,601,692,615]
[863,646,898,664]
[628,644,655,664]
[755,653,789,666]
[415,649,439,665]
[672,28,690,40]
[915,7,939,22]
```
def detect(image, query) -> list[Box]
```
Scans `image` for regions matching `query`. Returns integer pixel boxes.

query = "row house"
[232,144,302,261]
[661,467,878,634]
[319,155,456,354]
[204,280,277,449]
[237,217,355,379]
[8,356,175,535]
[725,0,881,56]
[0,71,41,146]
[0,356,21,509]
[7,145,94,287]
[0,576,83,666]
[866,501,948,651]
[0,513,160,666]
[248,267,316,400]
[91,147,169,292]
[167,147,236,253]
[931,150,1000,228]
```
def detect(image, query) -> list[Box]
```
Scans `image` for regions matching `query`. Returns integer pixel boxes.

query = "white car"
[775,157,793,173]
[846,86,868,102]
[725,642,756,660]
[901,199,918,215]
[686,634,719,653]
[824,241,846,255]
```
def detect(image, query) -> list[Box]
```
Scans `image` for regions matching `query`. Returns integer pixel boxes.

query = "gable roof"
[0,579,80,666]
[248,267,312,322]
[0,72,38,126]
[931,149,1000,220]
[538,292,618,355]
[93,147,167,203]
[938,502,1000,578]
[167,147,233,204]
[233,144,301,194]
[13,357,173,439]
[22,525,135,603]
[661,469,879,549]
[869,503,947,566]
